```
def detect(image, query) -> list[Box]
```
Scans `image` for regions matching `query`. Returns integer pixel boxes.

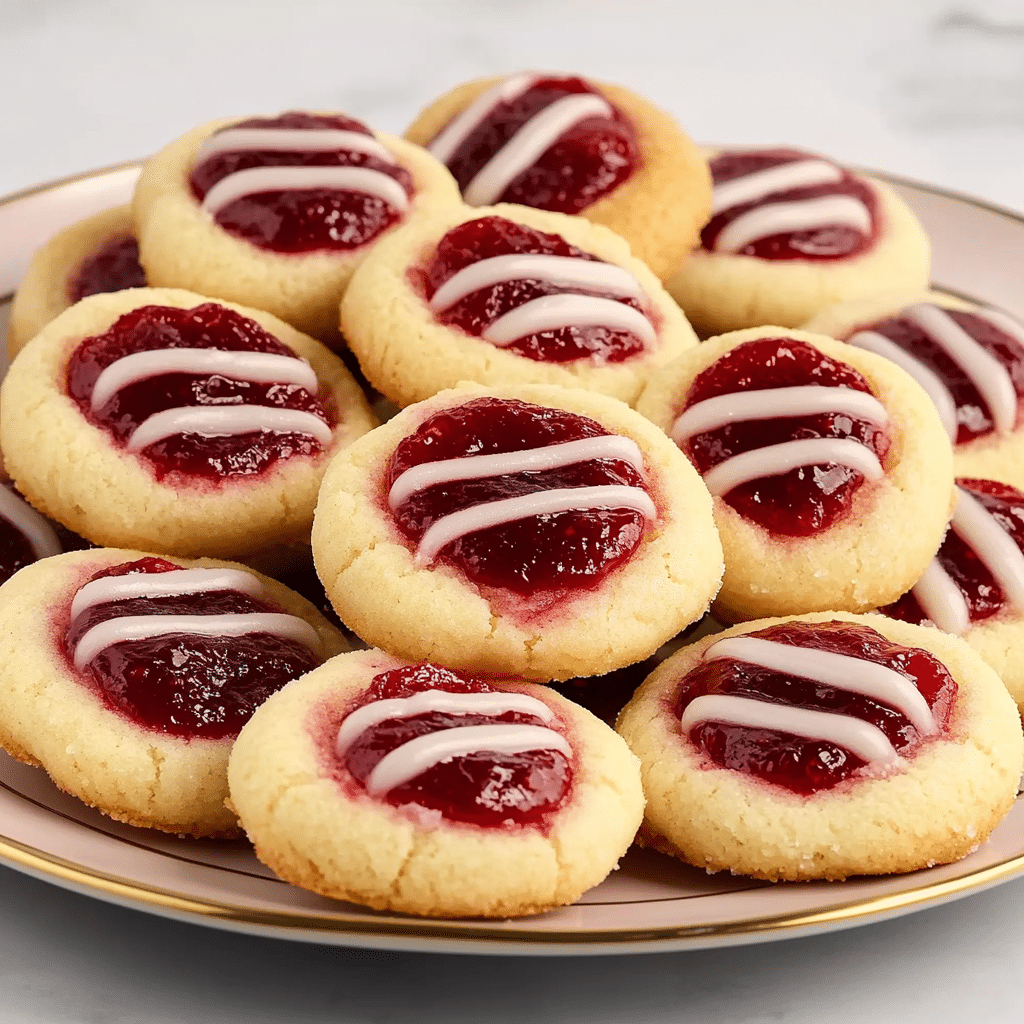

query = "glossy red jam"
[190,112,412,254]
[70,234,146,302]
[387,397,650,594]
[681,337,889,535]
[702,148,878,260]
[419,215,648,363]
[678,621,956,794]
[340,663,571,826]
[437,75,638,214]
[884,478,1024,626]
[66,303,332,481]
[852,309,1024,443]
[66,557,319,738]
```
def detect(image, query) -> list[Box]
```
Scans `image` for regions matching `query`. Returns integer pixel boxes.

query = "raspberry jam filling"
[336,663,572,827]
[677,620,956,794]
[66,303,333,481]
[386,396,654,594]
[883,478,1024,631]
[0,484,63,582]
[420,215,652,363]
[189,111,413,254]
[847,305,1024,444]
[429,74,639,214]
[65,557,321,738]
[70,234,146,302]
[702,148,878,260]
[678,337,890,536]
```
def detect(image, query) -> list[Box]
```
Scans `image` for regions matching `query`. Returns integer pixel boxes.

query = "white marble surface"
[2,1,1024,1021]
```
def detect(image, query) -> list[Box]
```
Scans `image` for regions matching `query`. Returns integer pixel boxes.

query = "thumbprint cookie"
[0,548,347,836]
[311,381,724,682]
[340,205,699,409]
[0,287,377,564]
[228,649,644,917]
[404,73,711,279]
[635,326,955,622]
[133,111,461,340]
[666,147,930,336]
[616,611,1023,881]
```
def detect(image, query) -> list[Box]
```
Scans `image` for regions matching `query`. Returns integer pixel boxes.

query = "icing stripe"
[904,303,1017,436]
[388,435,645,509]
[713,195,872,255]
[414,484,656,566]
[848,329,959,442]
[195,127,392,164]
[910,558,971,636]
[0,486,61,561]
[201,165,410,217]
[951,487,1024,613]
[90,348,319,413]
[127,406,332,452]
[429,253,646,313]
[704,635,938,735]
[335,689,555,754]
[701,437,885,497]
[977,307,1024,349]
[679,694,900,764]
[73,612,322,670]
[364,723,572,796]
[481,293,656,349]
[463,93,613,206]
[427,72,539,165]
[671,385,889,446]
[70,567,264,621]
[712,159,844,215]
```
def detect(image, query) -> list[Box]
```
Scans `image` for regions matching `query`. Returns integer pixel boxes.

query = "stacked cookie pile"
[1,71,1022,915]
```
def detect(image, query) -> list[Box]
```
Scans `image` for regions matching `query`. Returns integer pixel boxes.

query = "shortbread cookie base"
[340,201,700,409]
[0,548,348,837]
[228,647,644,917]
[312,381,724,681]
[635,326,956,623]
[615,611,1024,881]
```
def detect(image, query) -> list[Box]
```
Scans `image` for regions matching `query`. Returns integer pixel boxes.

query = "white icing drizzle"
[428,253,646,313]
[0,485,61,561]
[195,127,392,165]
[480,293,656,349]
[704,635,938,736]
[711,158,844,216]
[388,435,644,509]
[909,558,971,636]
[700,437,885,497]
[976,306,1024,349]
[462,93,613,206]
[671,385,889,446]
[126,406,332,452]
[72,612,322,670]
[364,723,572,796]
[848,328,959,442]
[90,348,319,413]
[414,484,656,566]
[950,487,1024,613]
[335,688,556,755]
[712,195,872,255]
[427,72,539,165]
[680,694,900,765]
[201,165,410,218]
[70,567,265,621]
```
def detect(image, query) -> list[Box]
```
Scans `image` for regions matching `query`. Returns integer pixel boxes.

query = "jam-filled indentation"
[70,234,147,303]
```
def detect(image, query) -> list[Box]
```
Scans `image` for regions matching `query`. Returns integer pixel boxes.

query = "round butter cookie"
[133,110,461,340]
[312,381,724,682]
[0,548,347,836]
[665,147,930,336]
[615,611,1023,881]
[7,204,146,359]
[228,648,643,917]
[404,72,711,280]
[0,287,377,564]
[635,326,955,622]
[341,205,699,409]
